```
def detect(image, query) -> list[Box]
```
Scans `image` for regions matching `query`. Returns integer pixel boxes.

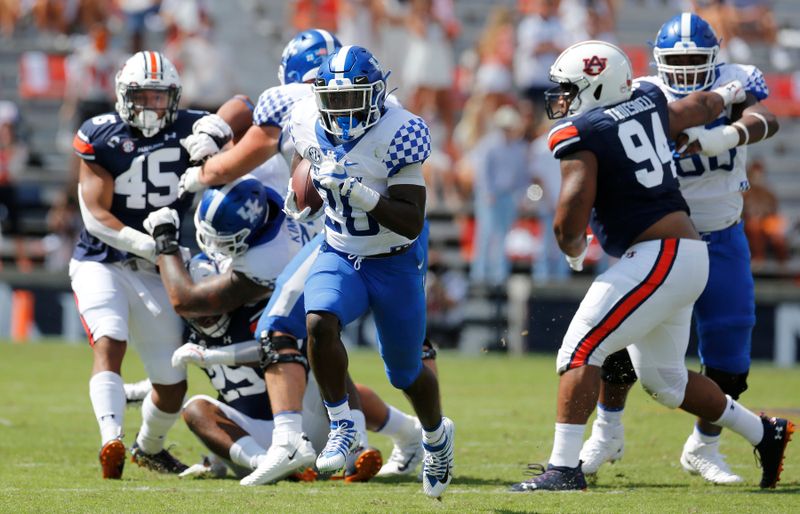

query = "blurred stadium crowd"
[1,0,799,348]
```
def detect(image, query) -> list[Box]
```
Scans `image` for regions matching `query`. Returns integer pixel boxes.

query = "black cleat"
[754,415,794,489]
[130,440,188,474]
[510,462,588,492]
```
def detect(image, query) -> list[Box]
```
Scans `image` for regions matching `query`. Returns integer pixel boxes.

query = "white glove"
[143,207,180,236]
[193,113,233,141]
[565,234,593,272]
[171,343,210,369]
[180,133,220,162]
[314,152,348,192]
[178,166,205,199]
[283,186,323,222]
[711,80,746,107]
[179,456,227,479]
[339,177,380,211]
[681,125,740,157]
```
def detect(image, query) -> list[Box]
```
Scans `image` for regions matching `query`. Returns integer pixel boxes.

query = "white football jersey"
[638,63,769,232]
[253,82,313,167]
[289,96,429,256]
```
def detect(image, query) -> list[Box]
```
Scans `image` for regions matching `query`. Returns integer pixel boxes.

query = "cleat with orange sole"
[290,467,318,482]
[99,439,126,479]
[331,447,383,483]
[755,416,795,489]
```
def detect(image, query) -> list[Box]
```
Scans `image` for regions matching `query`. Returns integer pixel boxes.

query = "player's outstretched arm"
[197,124,280,187]
[667,80,745,140]
[158,253,271,318]
[553,150,597,260]
[77,160,156,261]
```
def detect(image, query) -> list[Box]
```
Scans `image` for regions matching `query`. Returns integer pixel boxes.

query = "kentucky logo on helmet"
[237,198,264,224]
[583,56,607,76]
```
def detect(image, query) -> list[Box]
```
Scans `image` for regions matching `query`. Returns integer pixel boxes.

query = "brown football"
[291,158,323,212]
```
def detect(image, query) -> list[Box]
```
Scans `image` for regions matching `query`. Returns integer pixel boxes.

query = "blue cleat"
[316,419,360,474]
[510,462,587,492]
[422,417,455,498]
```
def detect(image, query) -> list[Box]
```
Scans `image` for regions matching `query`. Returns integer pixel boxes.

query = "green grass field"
[0,342,797,513]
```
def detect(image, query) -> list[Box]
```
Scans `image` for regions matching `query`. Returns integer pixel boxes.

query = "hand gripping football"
[291,158,323,213]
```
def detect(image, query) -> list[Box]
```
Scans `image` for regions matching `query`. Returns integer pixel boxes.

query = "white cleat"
[316,419,360,475]
[377,418,423,477]
[240,432,316,486]
[680,436,743,484]
[422,417,455,498]
[579,422,624,475]
[179,455,228,479]
[123,379,152,407]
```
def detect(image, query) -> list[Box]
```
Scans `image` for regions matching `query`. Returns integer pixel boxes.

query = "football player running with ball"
[510,41,792,492]
[580,13,783,486]
[71,51,232,479]
[285,45,454,498]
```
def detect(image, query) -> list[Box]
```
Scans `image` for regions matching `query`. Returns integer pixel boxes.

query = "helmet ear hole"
[593,84,603,101]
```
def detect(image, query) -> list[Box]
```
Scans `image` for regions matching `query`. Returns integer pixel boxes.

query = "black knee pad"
[422,338,437,361]
[260,334,309,371]
[601,349,638,385]
[702,365,748,400]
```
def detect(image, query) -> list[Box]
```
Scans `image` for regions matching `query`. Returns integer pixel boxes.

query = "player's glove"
[172,342,233,369]
[711,80,746,107]
[178,165,205,199]
[283,185,323,222]
[314,152,348,192]
[143,207,181,255]
[565,234,593,272]
[339,177,380,212]
[682,125,741,156]
[180,114,233,162]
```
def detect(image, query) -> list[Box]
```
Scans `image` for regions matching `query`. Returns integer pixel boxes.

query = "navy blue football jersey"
[548,80,689,258]
[72,110,206,262]
[185,299,273,421]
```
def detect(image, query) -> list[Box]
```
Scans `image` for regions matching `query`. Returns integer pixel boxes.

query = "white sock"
[377,405,418,444]
[230,435,266,470]
[713,395,763,446]
[549,423,586,468]
[594,404,623,440]
[422,418,445,446]
[323,396,351,423]
[273,411,303,436]
[691,424,721,445]
[89,371,126,445]
[136,392,181,454]
[351,409,369,447]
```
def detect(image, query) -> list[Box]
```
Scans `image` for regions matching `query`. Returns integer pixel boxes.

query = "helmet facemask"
[117,85,180,137]
[194,209,252,261]
[314,76,385,140]
[654,48,717,94]
[545,81,582,120]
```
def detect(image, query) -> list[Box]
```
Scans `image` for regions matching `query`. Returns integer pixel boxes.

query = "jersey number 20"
[618,112,676,188]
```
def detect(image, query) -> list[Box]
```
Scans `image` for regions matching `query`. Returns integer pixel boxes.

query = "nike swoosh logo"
[343,161,357,168]
[417,261,424,270]
[327,171,348,179]
[287,448,298,461]
[397,451,417,472]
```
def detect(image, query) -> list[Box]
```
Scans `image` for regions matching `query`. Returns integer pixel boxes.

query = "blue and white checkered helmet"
[194,177,269,260]
[654,12,720,94]
[313,45,388,141]
[278,29,342,85]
